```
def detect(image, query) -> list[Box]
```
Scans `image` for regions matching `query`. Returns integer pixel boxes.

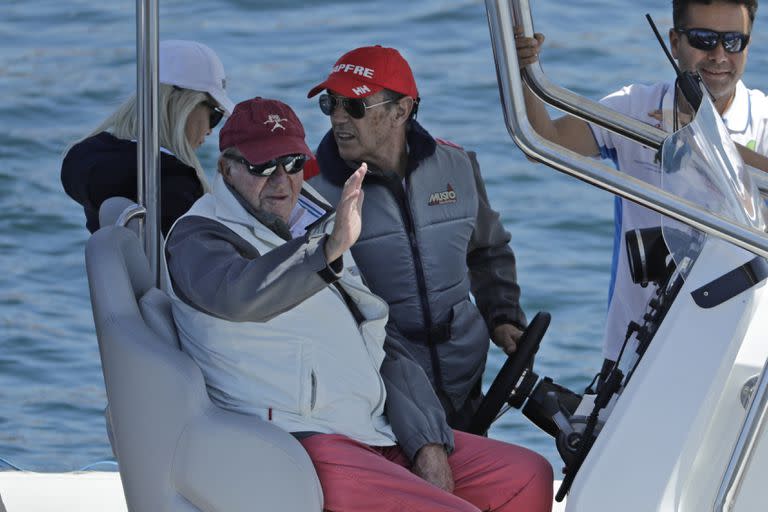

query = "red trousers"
[300,430,553,512]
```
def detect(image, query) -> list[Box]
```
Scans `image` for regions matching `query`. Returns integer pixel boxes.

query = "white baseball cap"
[159,40,235,115]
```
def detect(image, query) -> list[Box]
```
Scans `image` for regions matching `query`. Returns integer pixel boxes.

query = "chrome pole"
[136,0,161,286]
[484,0,768,259]
[714,359,768,511]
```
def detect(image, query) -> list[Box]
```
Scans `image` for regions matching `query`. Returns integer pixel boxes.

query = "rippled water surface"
[2,0,767,472]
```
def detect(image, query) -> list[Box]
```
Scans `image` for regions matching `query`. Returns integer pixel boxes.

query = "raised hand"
[324,162,367,262]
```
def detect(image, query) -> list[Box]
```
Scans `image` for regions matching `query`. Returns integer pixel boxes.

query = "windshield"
[659,93,765,279]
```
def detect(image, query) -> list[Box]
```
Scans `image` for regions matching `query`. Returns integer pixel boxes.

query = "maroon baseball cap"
[219,97,312,164]
[307,45,418,99]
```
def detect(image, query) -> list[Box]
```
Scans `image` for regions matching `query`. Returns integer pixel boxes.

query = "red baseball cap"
[307,45,418,99]
[219,97,312,164]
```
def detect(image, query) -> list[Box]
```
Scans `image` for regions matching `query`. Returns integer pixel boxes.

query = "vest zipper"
[382,178,446,393]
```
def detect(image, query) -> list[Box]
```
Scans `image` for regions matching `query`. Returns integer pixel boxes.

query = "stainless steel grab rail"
[714,358,768,511]
[484,1,768,508]
[484,0,768,260]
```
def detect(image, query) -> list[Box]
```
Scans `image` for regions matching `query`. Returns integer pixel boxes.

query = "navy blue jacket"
[61,132,204,235]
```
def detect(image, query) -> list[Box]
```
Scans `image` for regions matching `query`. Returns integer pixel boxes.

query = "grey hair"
[71,84,211,192]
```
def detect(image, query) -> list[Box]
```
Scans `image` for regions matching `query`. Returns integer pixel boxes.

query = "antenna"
[646,14,683,76]
[645,13,707,111]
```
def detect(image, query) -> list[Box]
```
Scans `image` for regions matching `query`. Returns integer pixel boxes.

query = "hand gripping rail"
[484,1,768,510]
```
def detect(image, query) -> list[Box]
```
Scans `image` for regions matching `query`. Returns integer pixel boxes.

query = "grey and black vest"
[311,122,518,410]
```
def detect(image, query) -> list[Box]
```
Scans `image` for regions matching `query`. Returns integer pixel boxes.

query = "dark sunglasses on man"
[318,93,393,119]
[226,153,307,177]
[675,27,750,54]
[206,102,226,129]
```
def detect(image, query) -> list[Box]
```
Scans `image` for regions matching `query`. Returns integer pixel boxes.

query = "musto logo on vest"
[428,183,458,206]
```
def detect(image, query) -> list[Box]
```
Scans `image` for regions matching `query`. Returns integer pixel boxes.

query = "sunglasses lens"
[344,98,366,119]
[319,94,334,116]
[210,111,223,129]
[723,33,747,53]
[284,155,307,174]
[687,30,719,51]
[207,103,224,129]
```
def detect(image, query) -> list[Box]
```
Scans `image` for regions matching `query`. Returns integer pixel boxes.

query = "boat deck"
[0,471,566,511]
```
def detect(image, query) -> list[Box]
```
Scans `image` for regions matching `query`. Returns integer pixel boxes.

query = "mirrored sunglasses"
[675,28,750,54]
[318,93,393,119]
[227,153,307,177]
[206,102,226,129]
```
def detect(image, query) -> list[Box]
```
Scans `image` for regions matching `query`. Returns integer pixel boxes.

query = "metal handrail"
[136,0,161,286]
[714,360,768,511]
[513,0,768,196]
[484,0,768,260]
[485,0,768,507]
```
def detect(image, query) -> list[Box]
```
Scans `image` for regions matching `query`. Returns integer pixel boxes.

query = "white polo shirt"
[591,80,768,361]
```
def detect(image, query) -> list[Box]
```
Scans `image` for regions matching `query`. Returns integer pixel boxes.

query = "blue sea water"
[1,0,767,473]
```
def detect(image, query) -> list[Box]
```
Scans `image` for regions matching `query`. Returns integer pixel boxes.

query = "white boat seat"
[85,223,323,511]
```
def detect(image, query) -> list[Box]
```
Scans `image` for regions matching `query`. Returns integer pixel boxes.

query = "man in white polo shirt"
[514,0,768,366]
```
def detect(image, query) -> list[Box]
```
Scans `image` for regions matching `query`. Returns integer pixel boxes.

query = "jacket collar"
[315,120,437,186]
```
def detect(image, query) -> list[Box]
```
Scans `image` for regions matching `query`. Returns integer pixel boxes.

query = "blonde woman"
[61,40,234,235]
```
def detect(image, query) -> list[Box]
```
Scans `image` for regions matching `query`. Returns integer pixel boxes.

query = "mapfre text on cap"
[332,63,374,78]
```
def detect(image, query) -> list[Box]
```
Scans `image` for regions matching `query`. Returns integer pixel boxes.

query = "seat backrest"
[86,225,323,512]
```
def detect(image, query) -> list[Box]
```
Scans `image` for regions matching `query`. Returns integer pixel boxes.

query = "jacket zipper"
[381,178,446,393]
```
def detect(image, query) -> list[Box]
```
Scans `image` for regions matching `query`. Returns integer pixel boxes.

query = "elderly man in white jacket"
[163,97,553,512]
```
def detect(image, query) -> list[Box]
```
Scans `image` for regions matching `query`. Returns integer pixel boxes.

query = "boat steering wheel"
[467,312,551,435]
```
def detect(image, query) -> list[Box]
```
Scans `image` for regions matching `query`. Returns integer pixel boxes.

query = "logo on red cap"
[331,63,375,79]
[264,114,288,131]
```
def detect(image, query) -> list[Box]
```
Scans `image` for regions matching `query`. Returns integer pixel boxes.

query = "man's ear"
[393,96,414,127]
[669,28,680,60]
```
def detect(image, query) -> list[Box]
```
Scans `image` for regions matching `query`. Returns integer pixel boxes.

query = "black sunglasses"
[226,153,307,177]
[206,102,226,129]
[675,28,750,54]
[318,93,393,119]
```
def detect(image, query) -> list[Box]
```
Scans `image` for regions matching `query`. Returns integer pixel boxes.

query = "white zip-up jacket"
[163,173,397,447]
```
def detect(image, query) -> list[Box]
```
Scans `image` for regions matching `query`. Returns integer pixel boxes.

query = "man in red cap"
[162,97,553,512]
[309,46,528,431]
